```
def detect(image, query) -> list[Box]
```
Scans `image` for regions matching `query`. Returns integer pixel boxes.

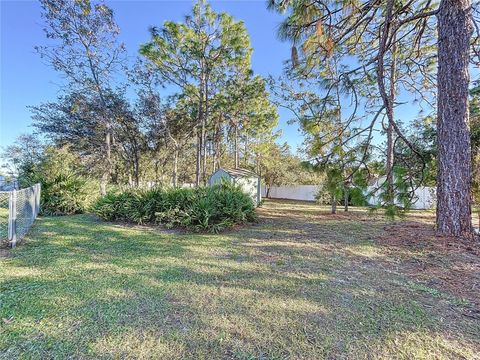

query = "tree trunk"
[375,0,397,208]
[202,120,207,185]
[436,0,473,237]
[266,179,274,198]
[331,193,337,214]
[100,172,107,196]
[134,163,139,187]
[212,123,216,173]
[212,150,217,173]
[386,41,398,207]
[172,147,178,187]
[344,186,349,212]
[195,131,202,187]
[214,115,223,172]
[202,72,209,185]
[195,67,205,187]
[234,125,239,168]
[101,129,112,196]
[386,117,395,205]
[133,146,140,187]
[244,133,248,167]
[154,159,159,184]
[86,51,113,195]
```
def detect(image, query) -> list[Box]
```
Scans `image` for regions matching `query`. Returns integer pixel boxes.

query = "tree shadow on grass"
[1,207,480,358]
[4,257,477,359]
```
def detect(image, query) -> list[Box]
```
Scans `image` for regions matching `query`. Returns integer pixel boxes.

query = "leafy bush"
[92,184,257,233]
[20,146,99,215]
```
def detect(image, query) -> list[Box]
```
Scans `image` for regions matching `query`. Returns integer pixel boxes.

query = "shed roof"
[219,167,259,178]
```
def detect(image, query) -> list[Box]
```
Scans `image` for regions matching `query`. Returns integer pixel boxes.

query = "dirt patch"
[377,220,480,310]
[381,221,480,255]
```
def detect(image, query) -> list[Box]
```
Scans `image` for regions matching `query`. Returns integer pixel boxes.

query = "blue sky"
[1,0,443,158]
[0,0,306,152]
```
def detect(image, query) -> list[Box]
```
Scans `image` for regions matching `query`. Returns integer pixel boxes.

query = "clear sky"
[0,0,308,152]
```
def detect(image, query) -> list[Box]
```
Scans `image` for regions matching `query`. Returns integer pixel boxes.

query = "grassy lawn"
[1,200,479,359]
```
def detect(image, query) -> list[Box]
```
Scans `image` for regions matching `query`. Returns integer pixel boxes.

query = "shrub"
[19,146,99,215]
[92,184,257,233]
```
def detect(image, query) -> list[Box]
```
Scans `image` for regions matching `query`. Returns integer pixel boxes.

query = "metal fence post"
[36,184,41,217]
[8,189,17,248]
[34,184,37,218]
[39,183,41,216]
[36,184,39,217]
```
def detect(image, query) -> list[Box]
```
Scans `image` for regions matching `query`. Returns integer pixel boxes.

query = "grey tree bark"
[234,125,239,168]
[343,185,349,212]
[331,193,337,214]
[436,0,473,237]
[195,65,206,187]
[385,41,397,208]
[202,74,210,184]
[376,0,396,208]
[172,147,178,188]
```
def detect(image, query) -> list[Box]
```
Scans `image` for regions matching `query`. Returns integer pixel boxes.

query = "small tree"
[31,91,145,187]
[37,0,126,193]
[140,0,252,186]
[220,74,278,168]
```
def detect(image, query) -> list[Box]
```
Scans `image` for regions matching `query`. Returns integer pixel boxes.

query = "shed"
[209,168,261,206]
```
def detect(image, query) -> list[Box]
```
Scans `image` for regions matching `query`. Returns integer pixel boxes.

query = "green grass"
[1,200,479,359]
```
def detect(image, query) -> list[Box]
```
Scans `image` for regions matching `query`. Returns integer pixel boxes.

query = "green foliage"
[140,0,252,83]
[138,0,276,186]
[349,168,370,207]
[30,0,279,190]
[20,146,99,216]
[92,183,256,233]
[315,169,369,208]
[255,140,320,192]
[367,166,414,219]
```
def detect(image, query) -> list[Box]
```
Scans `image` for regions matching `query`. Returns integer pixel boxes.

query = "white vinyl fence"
[263,185,319,201]
[367,185,436,210]
[0,184,41,248]
[263,184,435,210]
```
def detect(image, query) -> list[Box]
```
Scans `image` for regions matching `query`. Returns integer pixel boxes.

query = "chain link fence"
[0,192,8,242]
[0,184,41,248]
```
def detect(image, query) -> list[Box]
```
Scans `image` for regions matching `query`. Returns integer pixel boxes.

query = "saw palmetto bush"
[92,183,257,233]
